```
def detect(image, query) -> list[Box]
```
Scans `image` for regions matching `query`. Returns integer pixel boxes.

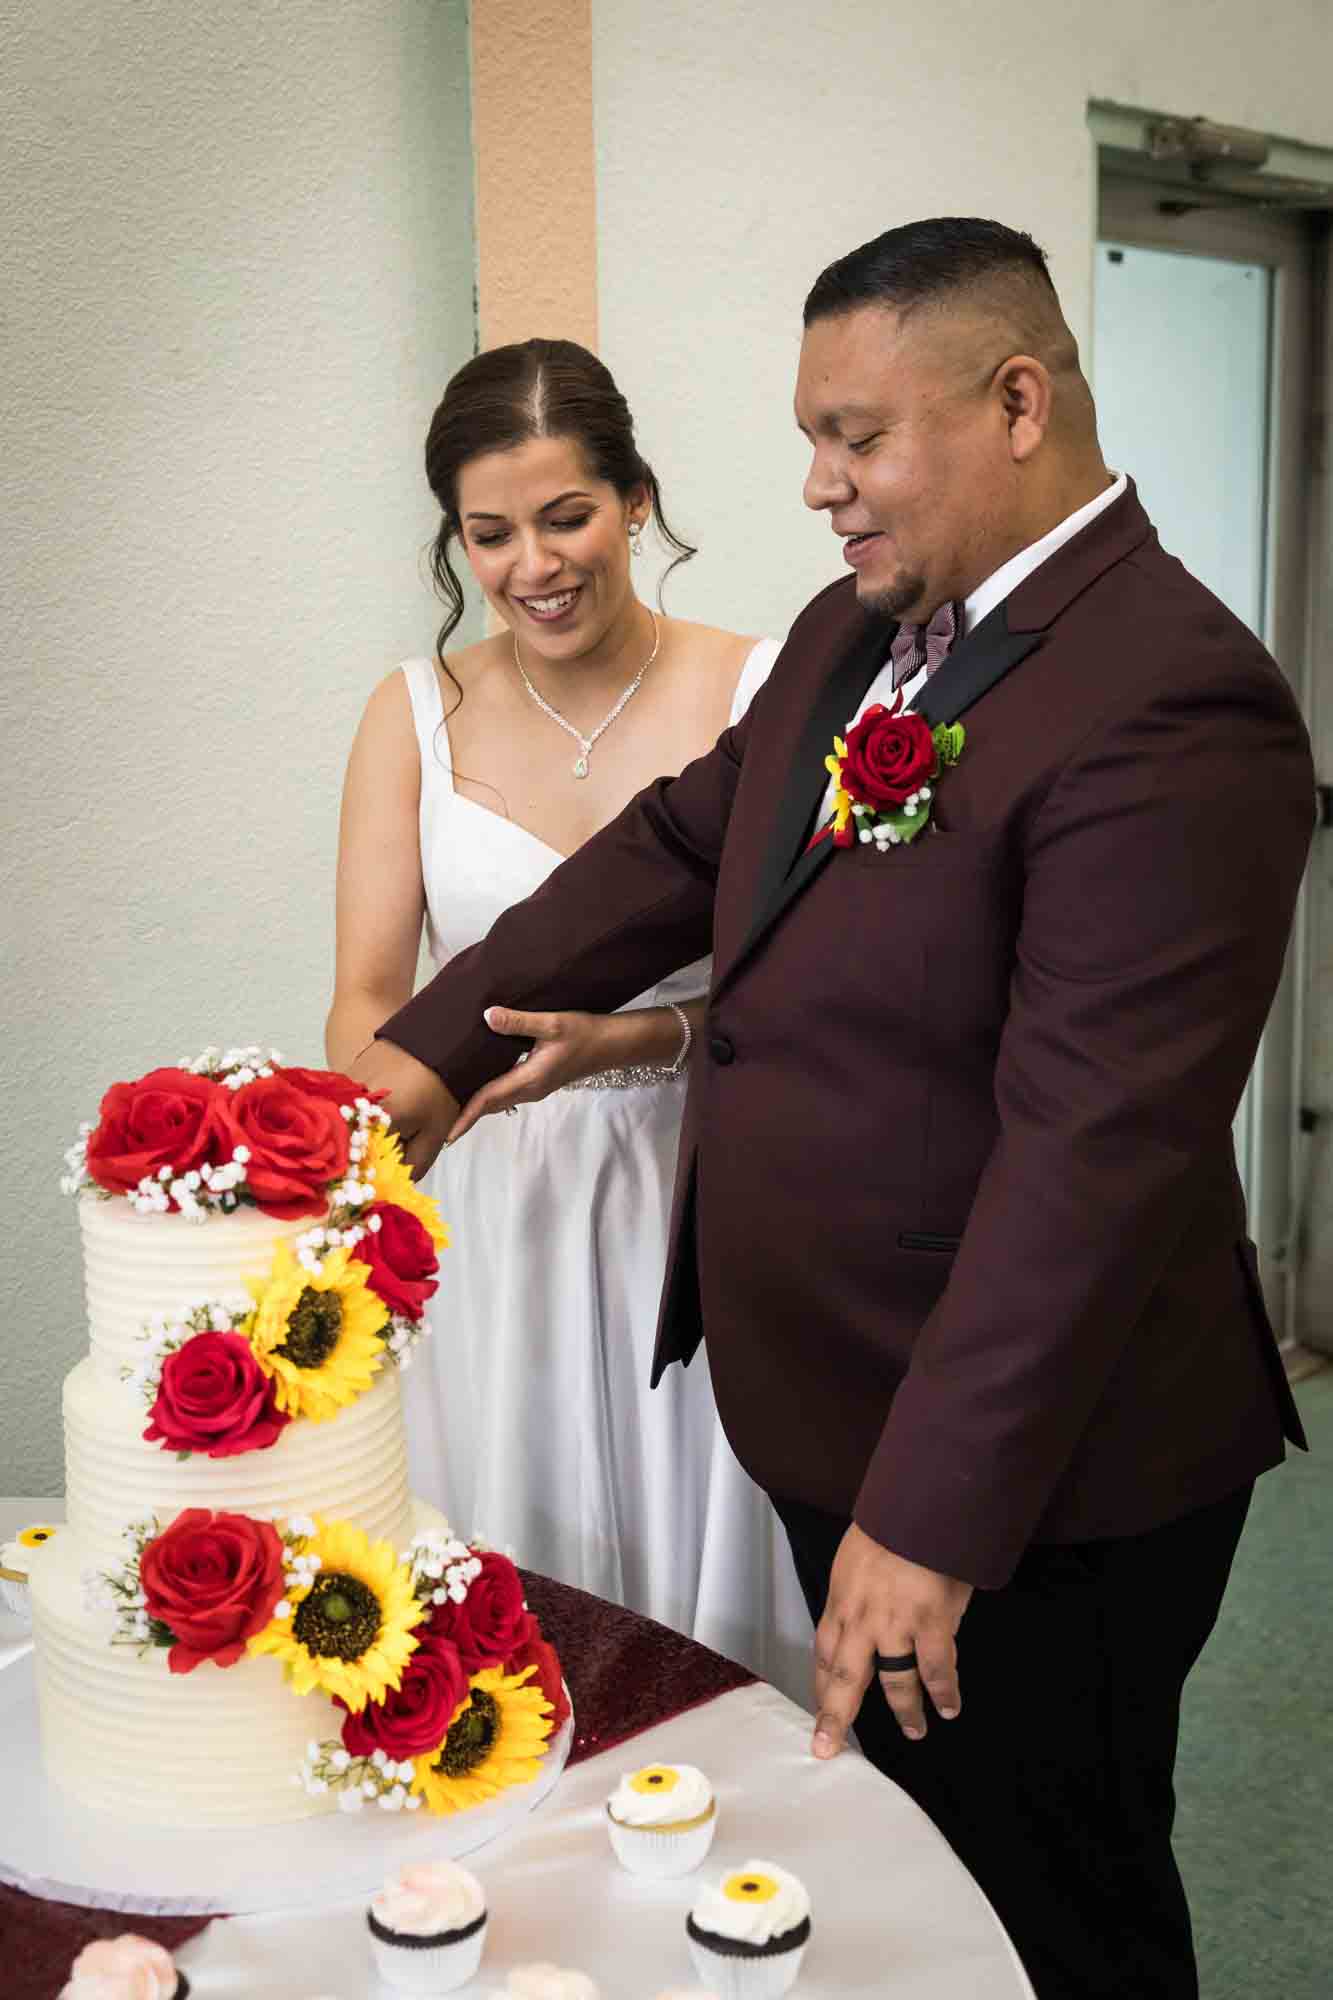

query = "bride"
[327,337,809,1696]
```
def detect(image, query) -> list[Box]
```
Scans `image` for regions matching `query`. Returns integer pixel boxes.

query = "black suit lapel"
[732,609,893,962]
[714,601,1043,1001]
[910,600,1042,729]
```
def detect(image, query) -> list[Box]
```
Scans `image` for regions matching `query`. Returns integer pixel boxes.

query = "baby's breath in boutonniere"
[809,692,966,854]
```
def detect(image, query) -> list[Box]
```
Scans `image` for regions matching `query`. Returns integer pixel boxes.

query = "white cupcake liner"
[368,1913,487,1993]
[606,1801,718,1879]
[686,1934,808,1999]
[0,1573,32,1621]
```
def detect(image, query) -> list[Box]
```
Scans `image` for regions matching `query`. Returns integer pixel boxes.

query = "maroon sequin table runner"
[1,1571,756,1996]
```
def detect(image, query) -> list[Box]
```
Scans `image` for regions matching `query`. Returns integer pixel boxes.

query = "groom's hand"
[349,1039,458,1178]
[812,1524,972,1757]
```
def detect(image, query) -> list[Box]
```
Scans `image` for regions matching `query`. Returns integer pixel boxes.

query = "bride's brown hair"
[425,338,696,684]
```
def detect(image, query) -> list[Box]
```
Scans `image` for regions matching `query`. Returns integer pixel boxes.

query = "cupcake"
[0,1521,58,1620]
[507,1970,600,2000]
[605,1761,717,1878]
[686,1862,811,1998]
[366,1860,488,1993]
[60,1932,188,1998]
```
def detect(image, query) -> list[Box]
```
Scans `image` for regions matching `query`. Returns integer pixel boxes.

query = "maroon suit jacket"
[383,483,1314,1588]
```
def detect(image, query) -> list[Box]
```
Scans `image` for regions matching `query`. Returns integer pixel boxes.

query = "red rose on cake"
[85,1068,229,1199]
[357,1202,440,1319]
[276,1064,367,1110]
[504,1611,570,1730]
[139,1508,286,1673]
[219,1074,351,1219]
[144,1331,290,1458]
[426,1549,529,1673]
[841,703,939,809]
[339,1634,469,1760]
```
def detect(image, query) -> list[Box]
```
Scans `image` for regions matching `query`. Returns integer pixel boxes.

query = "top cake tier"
[81,1196,307,1378]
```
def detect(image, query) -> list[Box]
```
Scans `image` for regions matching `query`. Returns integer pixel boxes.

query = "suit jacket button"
[709,1033,735,1066]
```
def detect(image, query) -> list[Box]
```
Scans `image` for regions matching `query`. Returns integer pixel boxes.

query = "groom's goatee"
[861,574,927,623]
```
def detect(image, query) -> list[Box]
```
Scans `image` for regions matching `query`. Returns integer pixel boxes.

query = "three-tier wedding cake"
[29,1047,567,1829]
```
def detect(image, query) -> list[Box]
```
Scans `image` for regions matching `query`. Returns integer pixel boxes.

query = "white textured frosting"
[608,1763,713,1826]
[651,1991,722,1999]
[372,1860,486,1936]
[79,1193,311,1380]
[60,1933,178,1999]
[507,1969,601,2000]
[31,1500,447,1826]
[63,1357,412,1568]
[690,1862,810,1944]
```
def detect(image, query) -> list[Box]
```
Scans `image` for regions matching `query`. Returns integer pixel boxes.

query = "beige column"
[470,0,599,354]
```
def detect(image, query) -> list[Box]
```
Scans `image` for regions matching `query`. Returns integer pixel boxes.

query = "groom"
[353,218,1314,1997]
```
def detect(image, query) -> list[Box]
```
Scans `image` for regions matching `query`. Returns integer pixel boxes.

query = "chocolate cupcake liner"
[685,1917,810,1999]
[366,1909,488,1993]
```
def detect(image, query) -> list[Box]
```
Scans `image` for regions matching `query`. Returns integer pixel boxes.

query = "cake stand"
[0,1651,573,1916]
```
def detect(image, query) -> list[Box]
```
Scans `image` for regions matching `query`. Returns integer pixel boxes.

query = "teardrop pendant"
[573,754,590,779]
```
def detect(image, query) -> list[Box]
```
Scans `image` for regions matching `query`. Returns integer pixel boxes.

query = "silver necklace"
[512,611,661,779]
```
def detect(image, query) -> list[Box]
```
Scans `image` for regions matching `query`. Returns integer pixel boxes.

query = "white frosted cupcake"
[0,1521,58,1620]
[366,1860,488,1992]
[686,1862,811,1998]
[507,1969,601,2000]
[60,1932,188,1998]
[606,1761,717,1877]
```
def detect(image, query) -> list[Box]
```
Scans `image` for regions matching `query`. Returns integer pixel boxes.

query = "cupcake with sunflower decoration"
[606,1762,717,1877]
[1,1522,59,1620]
[686,1862,811,1998]
[248,1516,423,1710]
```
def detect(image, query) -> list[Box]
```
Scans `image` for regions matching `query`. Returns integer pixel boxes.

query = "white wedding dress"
[399,640,812,1702]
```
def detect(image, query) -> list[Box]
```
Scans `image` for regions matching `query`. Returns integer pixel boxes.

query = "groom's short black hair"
[803,217,1057,327]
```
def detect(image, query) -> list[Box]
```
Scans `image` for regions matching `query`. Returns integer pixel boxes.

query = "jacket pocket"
[898,1231,962,1254]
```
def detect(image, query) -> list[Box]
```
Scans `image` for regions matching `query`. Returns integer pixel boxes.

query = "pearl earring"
[629,521,644,558]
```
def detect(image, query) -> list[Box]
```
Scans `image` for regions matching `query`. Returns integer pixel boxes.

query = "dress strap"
[399,658,455,795]
[729,636,783,725]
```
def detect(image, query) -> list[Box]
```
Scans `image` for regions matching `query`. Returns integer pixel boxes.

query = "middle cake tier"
[64,1361,415,1568]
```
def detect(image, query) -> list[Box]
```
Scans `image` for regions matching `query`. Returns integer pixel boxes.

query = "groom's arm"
[359,700,757,1163]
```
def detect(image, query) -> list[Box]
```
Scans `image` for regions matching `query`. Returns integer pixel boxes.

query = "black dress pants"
[774,1484,1252,2000]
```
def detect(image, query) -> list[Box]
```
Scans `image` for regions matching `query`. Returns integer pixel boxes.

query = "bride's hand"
[445,1006,620,1142]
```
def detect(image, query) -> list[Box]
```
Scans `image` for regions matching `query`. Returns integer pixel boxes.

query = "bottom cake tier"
[29,1499,448,1828]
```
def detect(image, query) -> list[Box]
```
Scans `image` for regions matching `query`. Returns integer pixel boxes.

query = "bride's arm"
[445,997,705,1141]
[326,673,427,1073]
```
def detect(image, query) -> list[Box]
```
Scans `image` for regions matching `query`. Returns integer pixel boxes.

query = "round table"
[1,1502,1035,1999]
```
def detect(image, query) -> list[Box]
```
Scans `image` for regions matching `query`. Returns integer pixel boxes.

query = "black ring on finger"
[874,1650,917,1674]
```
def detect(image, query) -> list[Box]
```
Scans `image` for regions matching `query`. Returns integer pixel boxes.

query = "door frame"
[1094,175,1320,1332]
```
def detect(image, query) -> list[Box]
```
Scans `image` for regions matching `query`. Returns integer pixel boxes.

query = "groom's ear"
[994,355,1052,463]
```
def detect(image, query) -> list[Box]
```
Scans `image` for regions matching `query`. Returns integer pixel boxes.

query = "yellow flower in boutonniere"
[363,1128,449,1252]
[824,737,856,846]
[409,1664,553,1813]
[249,1515,423,1709]
[246,1240,387,1422]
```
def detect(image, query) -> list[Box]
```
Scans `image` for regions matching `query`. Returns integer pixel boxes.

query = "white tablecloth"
[3,1499,1035,1998]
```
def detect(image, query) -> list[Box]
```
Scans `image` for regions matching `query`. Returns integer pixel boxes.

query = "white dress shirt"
[816,472,1128,827]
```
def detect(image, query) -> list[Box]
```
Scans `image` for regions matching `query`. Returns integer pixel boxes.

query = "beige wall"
[3,0,477,1491]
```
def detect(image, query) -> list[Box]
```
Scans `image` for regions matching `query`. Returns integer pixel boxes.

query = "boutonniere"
[809,694,966,853]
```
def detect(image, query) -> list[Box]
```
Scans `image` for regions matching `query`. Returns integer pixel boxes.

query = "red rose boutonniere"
[810,692,966,854]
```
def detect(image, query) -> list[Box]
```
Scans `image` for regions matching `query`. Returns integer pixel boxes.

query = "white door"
[1093,180,1315,1324]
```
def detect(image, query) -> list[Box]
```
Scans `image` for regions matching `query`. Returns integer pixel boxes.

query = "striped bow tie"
[890,599,964,691]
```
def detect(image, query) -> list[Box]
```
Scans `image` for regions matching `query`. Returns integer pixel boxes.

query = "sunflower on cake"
[28,1046,567,1830]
